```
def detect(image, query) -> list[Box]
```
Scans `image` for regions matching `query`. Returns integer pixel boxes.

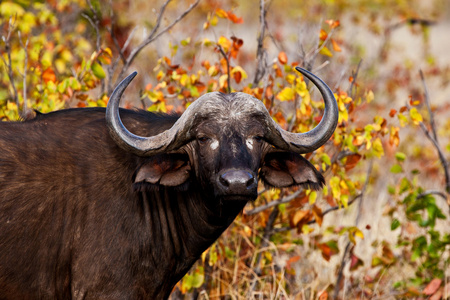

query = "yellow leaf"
[330,176,341,200]
[219,74,228,88]
[215,8,228,18]
[277,87,295,101]
[217,36,231,52]
[319,46,333,57]
[372,137,385,158]
[180,74,189,87]
[409,108,423,124]
[366,90,374,103]
[309,191,317,204]
[210,15,219,26]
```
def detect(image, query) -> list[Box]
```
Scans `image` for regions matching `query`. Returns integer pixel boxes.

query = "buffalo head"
[106,68,338,202]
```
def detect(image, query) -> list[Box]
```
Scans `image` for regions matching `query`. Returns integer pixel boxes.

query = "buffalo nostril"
[246,177,256,188]
[219,174,230,187]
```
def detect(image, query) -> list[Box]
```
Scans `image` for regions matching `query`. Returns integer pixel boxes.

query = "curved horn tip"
[124,71,138,83]
[294,67,312,77]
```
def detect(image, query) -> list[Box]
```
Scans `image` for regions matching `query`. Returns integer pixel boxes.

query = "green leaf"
[321,153,331,166]
[395,152,406,162]
[391,218,401,230]
[399,178,411,194]
[91,62,106,79]
[390,164,403,174]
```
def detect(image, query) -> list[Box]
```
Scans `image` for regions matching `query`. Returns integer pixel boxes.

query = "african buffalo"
[0,67,338,299]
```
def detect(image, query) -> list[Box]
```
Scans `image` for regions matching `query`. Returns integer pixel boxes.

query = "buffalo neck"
[136,182,247,295]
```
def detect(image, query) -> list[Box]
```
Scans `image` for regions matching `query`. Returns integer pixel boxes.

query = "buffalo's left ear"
[260,151,325,190]
[135,153,191,187]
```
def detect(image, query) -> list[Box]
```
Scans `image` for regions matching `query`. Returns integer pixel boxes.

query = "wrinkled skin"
[0,103,324,299]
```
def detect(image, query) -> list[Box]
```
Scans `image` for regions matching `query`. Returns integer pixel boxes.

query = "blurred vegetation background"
[1,0,449,299]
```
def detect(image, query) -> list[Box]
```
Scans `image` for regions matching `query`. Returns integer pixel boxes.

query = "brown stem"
[115,0,200,86]
[216,44,231,93]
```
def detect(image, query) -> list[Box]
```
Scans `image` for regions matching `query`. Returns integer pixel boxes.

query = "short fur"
[0,105,324,299]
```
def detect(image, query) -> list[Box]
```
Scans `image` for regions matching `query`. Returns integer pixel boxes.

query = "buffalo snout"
[217,169,258,199]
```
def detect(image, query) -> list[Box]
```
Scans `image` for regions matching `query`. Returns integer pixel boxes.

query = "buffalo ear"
[135,153,191,187]
[260,152,324,190]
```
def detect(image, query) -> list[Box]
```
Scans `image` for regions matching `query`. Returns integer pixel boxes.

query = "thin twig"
[347,59,362,99]
[115,0,200,85]
[333,161,372,300]
[216,44,231,93]
[85,0,101,52]
[1,17,19,114]
[415,72,450,194]
[18,31,29,118]
[419,70,437,141]
[248,206,279,294]
[244,189,303,215]
[83,0,105,96]
[417,190,448,201]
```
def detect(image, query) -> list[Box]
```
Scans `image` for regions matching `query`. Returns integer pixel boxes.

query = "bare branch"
[216,44,231,93]
[420,70,438,142]
[84,0,101,52]
[1,17,19,115]
[253,0,268,85]
[418,121,450,194]
[83,0,105,96]
[415,71,450,194]
[18,31,29,118]
[115,0,200,85]
[333,161,372,300]
[347,59,362,99]
[244,189,303,215]
[417,190,448,201]
[248,206,279,293]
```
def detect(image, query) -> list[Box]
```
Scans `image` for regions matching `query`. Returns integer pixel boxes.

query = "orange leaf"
[319,29,328,41]
[389,109,397,117]
[423,278,442,296]
[278,51,288,65]
[325,19,340,29]
[227,11,243,24]
[286,255,301,269]
[331,38,341,52]
[311,205,323,226]
[291,210,310,227]
[42,68,56,83]
[318,291,328,300]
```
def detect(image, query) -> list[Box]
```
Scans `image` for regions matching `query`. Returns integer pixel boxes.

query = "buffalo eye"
[254,136,263,142]
[197,136,210,144]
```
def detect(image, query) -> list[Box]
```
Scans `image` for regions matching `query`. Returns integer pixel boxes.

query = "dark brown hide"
[0,104,324,299]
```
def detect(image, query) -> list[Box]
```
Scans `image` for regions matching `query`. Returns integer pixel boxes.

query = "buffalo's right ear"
[135,153,191,187]
[260,151,324,190]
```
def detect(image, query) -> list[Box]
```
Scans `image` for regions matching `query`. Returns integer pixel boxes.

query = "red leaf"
[345,154,362,171]
[423,278,442,295]
[233,71,242,84]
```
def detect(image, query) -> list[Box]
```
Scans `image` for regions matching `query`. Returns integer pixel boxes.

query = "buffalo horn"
[262,67,339,153]
[106,68,338,156]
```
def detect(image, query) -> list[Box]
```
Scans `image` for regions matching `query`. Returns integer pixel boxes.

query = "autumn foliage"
[0,0,449,299]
